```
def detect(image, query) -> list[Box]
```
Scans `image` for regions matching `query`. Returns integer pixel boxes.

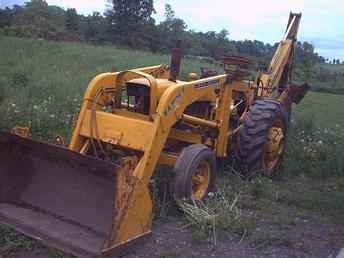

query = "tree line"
[0,0,325,66]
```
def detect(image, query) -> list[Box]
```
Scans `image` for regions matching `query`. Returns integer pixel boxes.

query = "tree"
[82,12,110,42]
[164,3,175,21]
[65,8,79,33]
[157,4,187,51]
[12,0,59,38]
[106,0,155,47]
[0,7,13,28]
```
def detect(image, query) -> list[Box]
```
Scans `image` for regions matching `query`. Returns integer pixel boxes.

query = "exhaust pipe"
[169,40,183,82]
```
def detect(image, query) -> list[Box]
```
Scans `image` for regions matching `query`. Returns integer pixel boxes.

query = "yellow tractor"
[0,13,309,257]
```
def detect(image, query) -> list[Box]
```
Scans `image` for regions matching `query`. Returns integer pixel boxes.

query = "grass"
[179,191,256,244]
[318,63,344,73]
[0,225,73,258]
[294,63,344,95]
[0,36,344,256]
[293,91,344,129]
[0,36,218,140]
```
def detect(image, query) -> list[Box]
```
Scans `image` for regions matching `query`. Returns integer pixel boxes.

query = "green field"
[307,63,344,94]
[0,36,220,139]
[0,36,343,257]
[0,36,342,136]
[318,63,344,73]
[294,91,344,128]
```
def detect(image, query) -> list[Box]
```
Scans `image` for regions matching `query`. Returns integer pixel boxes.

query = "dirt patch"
[3,214,343,258]
[125,215,343,258]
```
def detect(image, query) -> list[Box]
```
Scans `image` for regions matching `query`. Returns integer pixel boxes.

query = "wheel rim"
[191,160,210,200]
[263,118,285,172]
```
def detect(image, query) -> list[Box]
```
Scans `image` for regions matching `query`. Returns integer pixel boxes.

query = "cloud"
[46,0,108,14]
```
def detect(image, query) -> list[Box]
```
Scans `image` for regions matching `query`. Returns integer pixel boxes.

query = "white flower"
[208,192,215,197]
[33,105,39,110]
[11,103,16,107]
[49,114,55,118]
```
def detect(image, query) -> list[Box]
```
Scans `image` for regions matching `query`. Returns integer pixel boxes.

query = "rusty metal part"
[288,83,310,104]
[223,56,250,80]
[10,126,29,138]
[223,56,250,67]
[103,156,153,254]
[169,41,182,82]
[279,83,310,110]
[0,131,147,258]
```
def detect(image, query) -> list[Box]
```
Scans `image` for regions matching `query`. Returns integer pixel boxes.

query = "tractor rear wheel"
[172,144,217,202]
[239,98,288,178]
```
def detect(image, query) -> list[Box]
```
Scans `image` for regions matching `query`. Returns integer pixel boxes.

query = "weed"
[284,116,344,178]
[0,225,41,254]
[150,167,175,218]
[180,189,256,244]
[11,71,30,88]
[249,177,280,202]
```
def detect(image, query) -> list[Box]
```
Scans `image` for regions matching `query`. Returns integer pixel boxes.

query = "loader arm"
[257,12,302,97]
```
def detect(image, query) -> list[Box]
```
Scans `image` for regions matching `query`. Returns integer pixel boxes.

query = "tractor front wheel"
[172,144,217,202]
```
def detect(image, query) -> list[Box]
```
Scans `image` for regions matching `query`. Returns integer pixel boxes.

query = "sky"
[2,0,344,61]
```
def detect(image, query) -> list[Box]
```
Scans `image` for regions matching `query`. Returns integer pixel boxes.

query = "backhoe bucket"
[0,132,153,258]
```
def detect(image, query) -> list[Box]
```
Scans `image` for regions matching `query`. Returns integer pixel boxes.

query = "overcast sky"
[2,0,344,60]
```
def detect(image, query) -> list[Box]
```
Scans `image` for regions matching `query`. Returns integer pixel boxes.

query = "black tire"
[239,98,288,178]
[172,144,217,202]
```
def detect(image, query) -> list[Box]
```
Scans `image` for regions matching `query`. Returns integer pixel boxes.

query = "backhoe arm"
[257,12,302,97]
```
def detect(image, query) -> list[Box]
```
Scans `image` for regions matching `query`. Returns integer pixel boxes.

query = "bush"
[283,117,344,178]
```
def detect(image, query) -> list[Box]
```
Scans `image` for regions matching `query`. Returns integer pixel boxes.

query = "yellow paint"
[192,160,211,200]
[264,118,285,171]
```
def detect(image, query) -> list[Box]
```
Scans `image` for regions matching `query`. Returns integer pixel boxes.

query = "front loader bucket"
[0,132,153,257]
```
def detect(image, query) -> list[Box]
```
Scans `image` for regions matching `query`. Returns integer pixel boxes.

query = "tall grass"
[0,36,218,140]
[284,116,344,178]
